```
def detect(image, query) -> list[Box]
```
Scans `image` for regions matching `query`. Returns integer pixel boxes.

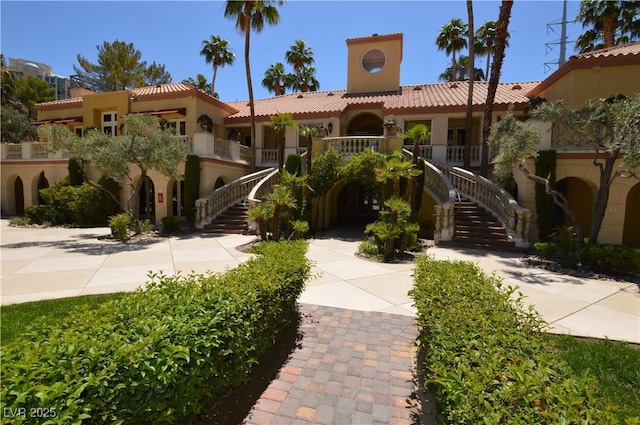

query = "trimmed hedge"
[0,241,311,424]
[579,243,640,275]
[409,256,625,424]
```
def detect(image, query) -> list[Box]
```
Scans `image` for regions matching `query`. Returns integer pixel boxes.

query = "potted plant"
[384,118,397,136]
[197,114,213,132]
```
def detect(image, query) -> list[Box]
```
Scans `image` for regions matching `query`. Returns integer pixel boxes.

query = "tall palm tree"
[436,18,468,84]
[480,0,513,177]
[225,1,282,171]
[183,74,212,94]
[270,111,295,171]
[464,0,475,170]
[298,65,320,92]
[199,35,235,97]
[262,62,293,96]
[475,20,510,81]
[285,39,314,92]
[575,0,640,53]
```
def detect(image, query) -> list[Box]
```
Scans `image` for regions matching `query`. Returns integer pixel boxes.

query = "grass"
[550,334,640,422]
[1,293,127,346]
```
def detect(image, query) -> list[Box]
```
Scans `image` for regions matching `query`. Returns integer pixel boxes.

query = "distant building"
[8,58,77,100]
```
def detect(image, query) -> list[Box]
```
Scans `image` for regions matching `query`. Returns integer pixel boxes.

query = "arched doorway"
[14,177,25,216]
[214,177,225,190]
[554,177,593,234]
[346,113,383,136]
[139,176,155,222]
[336,181,379,229]
[623,183,640,246]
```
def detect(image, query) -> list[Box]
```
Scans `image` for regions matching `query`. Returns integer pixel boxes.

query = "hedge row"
[409,256,625,424]
[1,241,311,424]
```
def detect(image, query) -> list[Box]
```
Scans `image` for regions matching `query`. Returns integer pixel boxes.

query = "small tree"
[36,171,48,205]
[489,95,640,250]
[310,147,341,229]
[263,185,297,241]
[270,112,295,172]
[40,114,187,233]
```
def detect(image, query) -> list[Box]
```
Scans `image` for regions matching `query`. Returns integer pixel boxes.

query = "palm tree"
[575,0,640,53]
[464,0,475,171]
[270,112,295,171]
[299,65,320,92]
[225,1,282,171]
[199,35,235,97]
[438,56,485,81]
[285,39,314,92]
[262,62,293,96]
[183,74,212,94]
[401,123,431,218]
[474,20,510,81]
[264,185,297,241]
[480,0,513,177]
[436,18,468,84]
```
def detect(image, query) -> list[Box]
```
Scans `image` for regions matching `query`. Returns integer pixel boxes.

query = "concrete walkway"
[1,220,638,343]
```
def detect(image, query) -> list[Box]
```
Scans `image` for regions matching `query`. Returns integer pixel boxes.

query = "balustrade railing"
[262,149,278,164]
[551,123,592,149]
[178,135,194,153]
[418,145,433,159]
[213,137,232,159]
[6,144,22,159]
[402,149,456,242]
[325,136,387,156]
[446,145,481,163]
[239,145,250,163]
[195,168,274,229]
[436,163,531,247]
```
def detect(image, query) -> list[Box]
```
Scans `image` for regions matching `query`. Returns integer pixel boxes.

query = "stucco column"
[193,132,215,156]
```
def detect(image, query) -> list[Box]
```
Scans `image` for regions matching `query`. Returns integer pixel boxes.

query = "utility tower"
[544,0,574,73]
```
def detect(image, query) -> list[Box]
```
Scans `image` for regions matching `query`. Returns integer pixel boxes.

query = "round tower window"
[362,49,385,73]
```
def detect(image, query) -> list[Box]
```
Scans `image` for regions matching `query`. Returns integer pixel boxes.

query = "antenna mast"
[545,0,572,73]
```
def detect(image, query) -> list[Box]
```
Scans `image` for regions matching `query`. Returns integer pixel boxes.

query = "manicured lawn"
[550,334,640,422]
[1,293,127,345]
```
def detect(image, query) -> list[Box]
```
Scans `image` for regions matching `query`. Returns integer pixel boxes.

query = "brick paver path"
[244,304,419,425]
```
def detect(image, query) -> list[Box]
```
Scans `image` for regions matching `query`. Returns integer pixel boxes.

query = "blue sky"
[1,1,584,101]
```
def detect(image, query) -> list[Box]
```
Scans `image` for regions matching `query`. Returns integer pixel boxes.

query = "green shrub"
[9,216,32,227]
[358,236,382,259]
[36,170,48,205]
[98,176,122,220]
[285,153,303,176]
[39,181,104,226]
[580,244,640,275]
[68,157,84,187]
[161,216,181,234]
[533,241,557,259]
[109,213,131,240]
[0,241,311,424]
[25,204,53,225]
[183,155,200,226]
[409,256,625,424]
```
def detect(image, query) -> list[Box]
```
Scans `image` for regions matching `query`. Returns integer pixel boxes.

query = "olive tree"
[489,94,640,249]
[40,114,187,233]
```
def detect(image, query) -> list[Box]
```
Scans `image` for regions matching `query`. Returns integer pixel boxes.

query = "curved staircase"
[201,202,250,234]
[438,197,518,251]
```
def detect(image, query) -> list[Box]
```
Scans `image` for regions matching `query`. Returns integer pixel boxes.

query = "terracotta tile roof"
[570,41,640,60]
[528,42,640,97]
[35,82,238,114]
[224,81,540,123]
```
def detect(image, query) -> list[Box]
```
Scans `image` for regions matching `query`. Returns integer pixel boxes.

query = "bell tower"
[346,33,403,94]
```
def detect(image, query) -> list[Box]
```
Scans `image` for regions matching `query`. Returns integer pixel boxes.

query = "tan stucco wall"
[515,156,635,244]
[536,64,640,108]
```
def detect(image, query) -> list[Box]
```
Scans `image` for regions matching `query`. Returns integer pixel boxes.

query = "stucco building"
[2,34,638,246]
